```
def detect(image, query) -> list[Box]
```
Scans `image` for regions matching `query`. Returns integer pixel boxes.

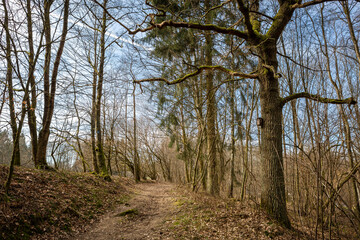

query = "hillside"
[0,166,130,239]
[0,166,319,240]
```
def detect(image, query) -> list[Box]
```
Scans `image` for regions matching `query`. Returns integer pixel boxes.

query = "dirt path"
[73,182,176,240]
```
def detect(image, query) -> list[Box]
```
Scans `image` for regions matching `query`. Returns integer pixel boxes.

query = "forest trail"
[73,182,176,240]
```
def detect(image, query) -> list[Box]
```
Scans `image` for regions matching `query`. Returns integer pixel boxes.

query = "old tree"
[102,0,358,227]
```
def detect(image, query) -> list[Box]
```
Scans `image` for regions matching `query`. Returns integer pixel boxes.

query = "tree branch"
[282,92,357,105]
[202,0,231,19]
[129,20,248,39]
[93,0,247,38]
[236,0,255,36]
[277,50,323,72]
[291,0,345,9]
[266,1,295,40]
[92,0,133,32]
[134,65,258,85]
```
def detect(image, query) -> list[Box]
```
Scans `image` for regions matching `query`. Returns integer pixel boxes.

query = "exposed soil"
[1,166,330,239]
[72,182,313,240]
[73,182,176,240]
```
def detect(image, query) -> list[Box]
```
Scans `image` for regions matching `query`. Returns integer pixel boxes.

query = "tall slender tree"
[35,0,70,168]
[94,0,111,180]
[2,0,21,166]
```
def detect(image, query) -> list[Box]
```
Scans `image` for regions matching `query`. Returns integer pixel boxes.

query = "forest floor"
[1,165,315,239]
[73,183,311,240]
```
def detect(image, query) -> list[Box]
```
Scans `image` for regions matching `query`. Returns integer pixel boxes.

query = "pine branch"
[282,92,357,105]
[134,65,258,85]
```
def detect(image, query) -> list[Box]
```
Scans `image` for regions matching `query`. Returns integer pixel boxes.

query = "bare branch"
[92,0,132,32]
[277,50,323,72]
[249,10,275,21]
[282,92,357,105]
[134,65,258,85]
[291,0,345,9]
[202,0,231,19]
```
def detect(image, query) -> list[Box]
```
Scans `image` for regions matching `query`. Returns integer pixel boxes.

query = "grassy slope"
[0,165,130,240]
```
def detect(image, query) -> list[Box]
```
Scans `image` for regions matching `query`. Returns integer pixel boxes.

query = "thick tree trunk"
[259,91,290,227]
[257,40,291,228]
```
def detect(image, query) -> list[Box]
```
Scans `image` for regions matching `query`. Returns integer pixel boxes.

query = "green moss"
[116,208,138,217]
[116,195,130,204]
[173,198,193,206]
[99,172,111,182]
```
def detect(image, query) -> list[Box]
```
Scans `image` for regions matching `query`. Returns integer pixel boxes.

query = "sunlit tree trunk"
[95,0,110,180]
[35,0,69,169]
[90,35,99,174]
[257,44,290,226]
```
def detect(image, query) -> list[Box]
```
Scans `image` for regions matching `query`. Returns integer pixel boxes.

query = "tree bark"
[205,0,219,196]
[228,81,236,198]
[2,0,21,166]
[35,0,69,168]
[26,0,38,166]
[90,34,99,174]
[256,38,291,228]
[95,0,110,180]
[133,84,140,182]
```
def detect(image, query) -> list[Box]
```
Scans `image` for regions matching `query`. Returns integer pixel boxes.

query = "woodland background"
[1,0,360,238]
